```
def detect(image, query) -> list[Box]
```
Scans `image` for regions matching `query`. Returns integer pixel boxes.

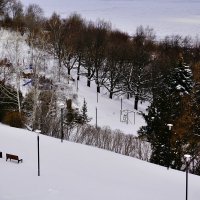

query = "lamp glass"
[184,154,191,162]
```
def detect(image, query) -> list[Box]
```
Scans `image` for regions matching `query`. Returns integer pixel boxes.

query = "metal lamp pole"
[167,123,173,168]
[35,129,41,176]
[184,154,191,200]
[61,107,64,142]
[59,102,65,142]
[77,76,79,92]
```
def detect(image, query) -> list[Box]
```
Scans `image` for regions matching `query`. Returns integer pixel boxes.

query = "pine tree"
[191,63,200,136]
[79,98,91,124]
[140,57,193,169]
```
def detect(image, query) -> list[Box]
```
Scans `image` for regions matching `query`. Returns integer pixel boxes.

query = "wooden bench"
[6,153,23,163]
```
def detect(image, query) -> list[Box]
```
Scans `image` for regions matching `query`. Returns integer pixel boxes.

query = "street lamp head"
[184,154,191,200]
[35,129,41,136]
[184,154,191,162]
[167,124,173,130]
[58,102,65,108]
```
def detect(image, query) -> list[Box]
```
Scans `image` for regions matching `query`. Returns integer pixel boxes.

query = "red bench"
[6,153,23,163]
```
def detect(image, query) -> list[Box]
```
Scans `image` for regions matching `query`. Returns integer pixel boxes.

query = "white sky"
[20,0,200,38]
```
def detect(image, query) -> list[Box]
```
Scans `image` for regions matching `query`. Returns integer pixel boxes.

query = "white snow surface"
[75,74,148,135]
[20,0,200,38]
[0,123,200,200]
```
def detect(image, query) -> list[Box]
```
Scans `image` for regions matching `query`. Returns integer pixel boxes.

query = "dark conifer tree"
[139,57,193,169]
[80,98,91,124]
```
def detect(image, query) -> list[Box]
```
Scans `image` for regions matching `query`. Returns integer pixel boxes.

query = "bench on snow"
[6,153,23,163]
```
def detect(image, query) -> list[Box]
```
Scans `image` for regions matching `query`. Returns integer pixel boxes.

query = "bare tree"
[103,30,130,99]
[81,20,110,89]
[61,14,85,76]
[0,0,9,15]
[121,26,155,109]
[44,12,66,82]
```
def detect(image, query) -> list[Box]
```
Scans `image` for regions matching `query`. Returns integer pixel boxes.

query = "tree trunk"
[87,79,90,87]
[109,93,113,99]
[134,95,139,110]
[97,85,100,93]
[87,68,91,87]
[109,89,113,99]
[68,68,71,75]
[58,58,62,82]
[127,93,130,99]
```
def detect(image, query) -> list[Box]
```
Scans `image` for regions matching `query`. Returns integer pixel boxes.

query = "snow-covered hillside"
[0,123,200,200]
[75,74,148,135]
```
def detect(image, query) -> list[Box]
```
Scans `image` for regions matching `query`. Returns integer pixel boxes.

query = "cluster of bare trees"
[41,123,151,161]
[0,0,44,35]
[1,1,200,111]
[0,1,156,109]
[35,12,200,111]
[73,125,151,161]
[42,14,156,110]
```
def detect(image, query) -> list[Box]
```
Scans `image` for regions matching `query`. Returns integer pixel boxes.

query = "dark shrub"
[2,111,25,128]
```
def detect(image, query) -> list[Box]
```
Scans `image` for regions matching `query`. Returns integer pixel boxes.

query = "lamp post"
[35,129,41,176]
[96,106,97,129]
[59,102,65,142]
[167,124,173,169]
[77,75,79,92]
[184,154,191,200]
[167,124,173,131]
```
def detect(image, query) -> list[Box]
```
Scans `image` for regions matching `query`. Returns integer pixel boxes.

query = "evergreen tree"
[80,98,91,124]
[139,58,193,169]
[191,63,200,136]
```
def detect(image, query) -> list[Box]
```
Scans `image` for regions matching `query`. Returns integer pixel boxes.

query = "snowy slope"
[1,123,200,200]
[76,75,148,135]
